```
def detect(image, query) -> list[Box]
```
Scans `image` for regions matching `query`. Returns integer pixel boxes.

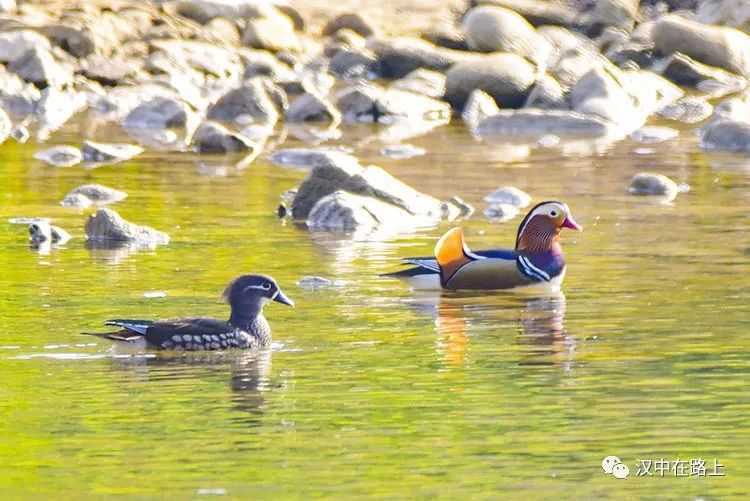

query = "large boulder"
[462,6,551,65]
[444,53,536,110]
[368,37,478,79]
[123,97,194,130]
[700,118,750,152]
[652,14,750,77]
[85,208,169,247]
[207,79,280,125]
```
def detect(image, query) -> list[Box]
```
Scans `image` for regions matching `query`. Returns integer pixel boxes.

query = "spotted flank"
[160,330,254,351]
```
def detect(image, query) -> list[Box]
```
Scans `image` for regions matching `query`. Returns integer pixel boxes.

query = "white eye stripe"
[243,285,268,291]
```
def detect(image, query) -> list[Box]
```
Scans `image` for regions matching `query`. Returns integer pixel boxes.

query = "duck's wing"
[143,318,233,346]
[434,228,534,290]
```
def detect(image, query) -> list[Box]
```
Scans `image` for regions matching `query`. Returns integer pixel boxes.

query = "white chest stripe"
[518,255,551,281]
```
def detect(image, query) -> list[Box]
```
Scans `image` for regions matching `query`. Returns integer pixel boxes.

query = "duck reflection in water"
[408,291,574,370]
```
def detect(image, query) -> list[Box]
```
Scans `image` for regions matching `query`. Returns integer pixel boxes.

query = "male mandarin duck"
[386,201,582,291]
[87,274,294,351]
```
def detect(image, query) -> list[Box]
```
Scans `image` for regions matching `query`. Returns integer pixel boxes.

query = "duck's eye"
[549,210,558,217]
[262,282,271,290]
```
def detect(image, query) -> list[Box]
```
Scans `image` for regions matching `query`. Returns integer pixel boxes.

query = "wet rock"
[297,276,342,289]
[0,67,39,116]
[241,50,294,80]
[85,208,169,246]
[82,141,144,164]
[270,148,359,169]
[380,144,426,159]
[524,74,566,110]
[306,190,408,231]
[484,186,532,208]
[476,109,613,138]
[10,124,29,143]
[368,37,477,79]
[444,53,536,110]
[700,118,750,153]
[64,184,127,206]
[35,87,87,139]
[659,52,746,88]
[29,220,70,245]
[658,96,713,124]
[631,126,679,143]
[445,196,474,218]
[322,13,376,38]
[81,54,141,86]
[123,97,193,130]
[8,47,73,88]
[484,203,520,221]
[285,93,341,123]
[0,30,51,63]
[391,69,446,98]
[0,107,11,144]
[461,89,500,131]
[462,6,551,65]
[337,83,450,123]
[60,193,92,209]
[329,48,377,78]
[191,121,256,154]
[628,172,680,199]
[207,79,279,125]
[242,9,300,53]
[652,14,750,77]
[33,145,82,167]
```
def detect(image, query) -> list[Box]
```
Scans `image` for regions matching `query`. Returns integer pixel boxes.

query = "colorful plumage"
[385,201,582,291]
[85,274,293,351]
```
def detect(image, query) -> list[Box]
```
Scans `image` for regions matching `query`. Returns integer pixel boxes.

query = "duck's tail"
[81,319,154,342]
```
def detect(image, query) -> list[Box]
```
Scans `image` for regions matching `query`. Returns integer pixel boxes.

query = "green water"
[1,122,749,499]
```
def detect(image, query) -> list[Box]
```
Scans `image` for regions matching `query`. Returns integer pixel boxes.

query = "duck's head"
[515,201,582,252]
[223,274,294,316]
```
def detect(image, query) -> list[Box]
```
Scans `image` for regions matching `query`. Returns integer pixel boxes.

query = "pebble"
[380,144,426,159]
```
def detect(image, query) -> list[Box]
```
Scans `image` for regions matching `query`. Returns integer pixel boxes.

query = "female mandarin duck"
[87,274,293,351]
[386,201,582,291]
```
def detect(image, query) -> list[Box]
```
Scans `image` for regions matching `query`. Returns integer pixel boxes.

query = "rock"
[380,144,426,159]
[658,96,713,123]
[524,74,566,109]
[659,52,746,88]
[585,0,639,30]
[29,220,71,245]
[484,203,520,221]
[270,148,360,169]
[0,67,39,116]
[336,83,450,123]
[478,0,578,27]
[65,184,127,205]
[444,53,537,110]
[297,276,340,289]
[34,145,82,167]
[628,172,680,199]
[550,46,609,89]
[242,9,300,53]
[322,13,376,37]
[82,141,144,164]
[368,37,477,79]
[81,54,141,86]
[207,80,279,125]
[0,107,11,144]
[35,87,87,139]
[329,48,377,78]
[697,0,750,32]
[445,196,474,218]
[85,208,169,246]
[123,97,193,130]
[42,24,97,59]
[204,17,241,45]
[700,118,750,152]
[10,124,29,142]
[191,121,256,154]
[60,193,92,209]
[291,153,454,225]
[631,126,679,143]
[476,109,614,138]
[652,14,750,77]
[462,6,551,65]
[421,23,468,51]
[8,47,73,88]
[462,89,500,130]
[150,40,243,79]
[0,30,51,63]
[176,0,268,23]
[241,49,293,80]
[390,69,446,98]
[539,26,595,55]
[285,93,341,123]
[483,186,532,208]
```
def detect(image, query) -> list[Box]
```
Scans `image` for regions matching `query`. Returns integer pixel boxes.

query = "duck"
[86,274,294,350]
[384,201,582,291]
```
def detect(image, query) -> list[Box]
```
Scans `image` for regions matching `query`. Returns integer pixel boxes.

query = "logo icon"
[602,456,629,479]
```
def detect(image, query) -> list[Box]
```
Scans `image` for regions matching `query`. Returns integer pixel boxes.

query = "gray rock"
[484,203,520,221]
[444,53,536,110]
[329,48,377,78]
[241,49,293,80]
[85,208,169,246]
[550,46,609,89]
[207,79,280,125]
[539,26,595,55]
[584,0,639,30]
[8,47,73,88]
[82,141,144,164]
[297,275,340,289]
[286,93,341,123]
[322,13,376,37]
[462,89,500,131]
[368,37,478,79]
[0,67,39,116]
[524,74,566,109]
[123,97,193,130]
[150,40,243,80]
[700,118,750,153]
[242,10,300,53]
[0,107,11,144]
[270,148,359,169]
[628,172,680,199]
[484,186,532,208]
[660,52,746,88]
[176,0,269,23]
[390,69,446,98]
[479,0,578,27]
[380,144,426,159]
[336,83,450,123]
[476,109,613,138]
[60,193,92,209]
[306,190,410,231]
[652,14,750,77]
[29,220,71,245]
[630,126,679,143]
[35,87,87,139]
[0,30,51,63]
[569,65,635,127]
[34,146,82,167]
[697,0,750,32]
[191,121,256,154]
[658,96,713,123]
[462,6,551,65]
[421,23,468,51]
[10,124,29,143]
[65,184,127,205]
[81,54,141,86]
